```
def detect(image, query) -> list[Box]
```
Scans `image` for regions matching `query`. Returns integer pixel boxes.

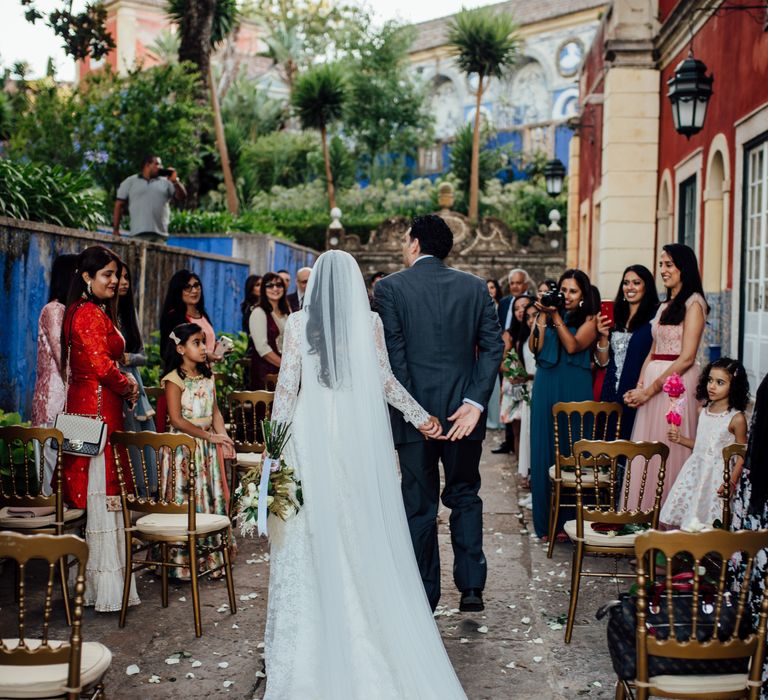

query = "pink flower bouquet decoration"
[663,373,686,426]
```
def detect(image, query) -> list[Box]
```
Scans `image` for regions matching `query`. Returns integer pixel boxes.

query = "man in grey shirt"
[113,154,186,242]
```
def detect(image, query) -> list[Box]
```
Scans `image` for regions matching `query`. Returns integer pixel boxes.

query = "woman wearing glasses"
[160,270,223,362]
[250,271,291,389]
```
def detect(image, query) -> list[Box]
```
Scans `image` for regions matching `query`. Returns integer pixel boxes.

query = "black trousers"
[396,440,487,610]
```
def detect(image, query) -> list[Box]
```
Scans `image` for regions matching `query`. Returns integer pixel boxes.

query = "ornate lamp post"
[667,52,713,139]
[544,158,566,197]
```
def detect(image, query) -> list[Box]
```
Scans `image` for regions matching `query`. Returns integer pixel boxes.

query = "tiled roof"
[409,0,606,53]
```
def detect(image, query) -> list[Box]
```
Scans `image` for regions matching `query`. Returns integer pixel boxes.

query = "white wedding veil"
[283,250,465,698]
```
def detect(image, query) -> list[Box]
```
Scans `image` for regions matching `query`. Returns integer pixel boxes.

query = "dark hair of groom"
[409,214,453,259]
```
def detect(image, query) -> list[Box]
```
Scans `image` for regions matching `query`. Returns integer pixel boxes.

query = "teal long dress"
[529,322,593,538]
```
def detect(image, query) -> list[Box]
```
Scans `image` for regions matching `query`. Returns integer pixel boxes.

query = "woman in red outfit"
[60,245,140,612]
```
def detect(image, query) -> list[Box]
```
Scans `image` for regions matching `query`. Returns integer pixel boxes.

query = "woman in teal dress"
[529,269,597,539]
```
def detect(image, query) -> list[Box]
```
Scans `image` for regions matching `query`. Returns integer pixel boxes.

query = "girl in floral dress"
[161,323,235,579]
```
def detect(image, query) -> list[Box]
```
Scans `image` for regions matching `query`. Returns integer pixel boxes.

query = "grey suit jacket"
[374,257,504,445]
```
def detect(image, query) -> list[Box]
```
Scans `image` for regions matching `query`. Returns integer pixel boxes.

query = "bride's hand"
[418,416,442,440]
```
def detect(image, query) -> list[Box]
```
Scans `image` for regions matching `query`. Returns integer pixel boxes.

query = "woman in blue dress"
[529,269,597,539]
[595,265,659,440]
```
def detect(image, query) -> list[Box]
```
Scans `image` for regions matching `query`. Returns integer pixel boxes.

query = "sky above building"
[0,0,501,82]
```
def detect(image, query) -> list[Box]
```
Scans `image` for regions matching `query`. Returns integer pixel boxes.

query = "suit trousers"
[396,440,487,610]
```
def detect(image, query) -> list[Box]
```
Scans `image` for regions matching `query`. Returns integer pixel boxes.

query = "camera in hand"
[158,167,173,177]
[540,282,565,309]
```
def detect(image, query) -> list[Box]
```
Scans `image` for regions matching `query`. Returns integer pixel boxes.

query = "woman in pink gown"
[623,244,708,511]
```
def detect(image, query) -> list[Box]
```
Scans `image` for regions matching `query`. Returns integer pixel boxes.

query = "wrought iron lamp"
[544,158,566,197]
[667,51,713,138]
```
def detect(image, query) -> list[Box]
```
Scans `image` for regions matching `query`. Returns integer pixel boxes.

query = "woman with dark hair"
[249,271,291,389]
[241,274,262,333]
[32,253,78,493]
[159,269,222,362]
[624,244,709,510]
[730,372,768,699]
[595,265,659,438]
[529,269,597,539]
[485,279,503,430]
[59,245,140,612]
[117,264,157,496]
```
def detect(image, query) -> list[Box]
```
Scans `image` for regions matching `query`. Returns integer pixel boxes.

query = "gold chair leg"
[547,481,560,558]
[614,680,626,700]
[223,529,237,614]
[160,542,169,608]
[564,539,584,644]
[189,535,203,637]
[119,535,133,628]
[228,464,237,517]
[58,554,72,626]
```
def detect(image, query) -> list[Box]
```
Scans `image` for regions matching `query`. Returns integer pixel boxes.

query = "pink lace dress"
[625,294,707,511]
[31,301,67,427]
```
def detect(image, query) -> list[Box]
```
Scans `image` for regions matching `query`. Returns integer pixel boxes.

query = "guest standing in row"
[529,269,597,539]
[250,272,290,390]
[485,279,503,430]
[624,244,708,510]
[241,275,262,333]
[32,253,78,494]
[517,302,538,496]
[595,265,659,439]
[287,267,311,312]
[59,245,140,611]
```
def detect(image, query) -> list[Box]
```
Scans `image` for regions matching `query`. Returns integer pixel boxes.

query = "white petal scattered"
[218,661,230,669]
[255,670,267,678]
[217,604,230,613]
[532,637,543,644]
[165,658,180,665]
[459,638,469,644]
[521,616,531,624]
[179,596,186,602]
[257,642,265,649]
[191,660,202,668]
[148,675,161,683]
[126,664,140,676]
[185,673,195,679]
[593,681,602,687]
[223,680,235,688]
[477,625,489,634]
[232,624,240,629]
[505,661,516,669]
[533,656,543,663]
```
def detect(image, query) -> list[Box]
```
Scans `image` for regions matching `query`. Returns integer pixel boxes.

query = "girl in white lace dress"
[264,251,467,699]
[660,358,749,529]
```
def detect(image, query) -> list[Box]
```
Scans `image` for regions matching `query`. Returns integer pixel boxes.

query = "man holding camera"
[113,154,186,243]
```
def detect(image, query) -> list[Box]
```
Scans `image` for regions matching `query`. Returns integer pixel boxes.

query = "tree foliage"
[449,123,504,203]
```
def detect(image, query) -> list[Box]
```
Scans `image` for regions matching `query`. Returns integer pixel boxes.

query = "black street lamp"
[544,158,566,197]
[667,52,713,139]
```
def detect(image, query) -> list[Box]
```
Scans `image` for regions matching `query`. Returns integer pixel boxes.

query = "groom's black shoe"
[491,442,511,454]
[459,589,484,612]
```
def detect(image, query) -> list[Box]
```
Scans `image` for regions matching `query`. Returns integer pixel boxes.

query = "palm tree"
[292,63,346,211]
[448,8,518,222]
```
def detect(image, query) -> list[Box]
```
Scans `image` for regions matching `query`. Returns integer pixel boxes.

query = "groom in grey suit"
[374,214,504,612]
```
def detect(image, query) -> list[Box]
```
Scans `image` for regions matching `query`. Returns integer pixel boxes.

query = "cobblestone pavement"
[0,430,626,699]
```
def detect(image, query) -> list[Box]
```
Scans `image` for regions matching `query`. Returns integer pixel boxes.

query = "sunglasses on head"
[264,282,284,289]
[183,281,201,292]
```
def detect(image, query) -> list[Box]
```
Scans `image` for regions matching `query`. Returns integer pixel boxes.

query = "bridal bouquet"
[663,373,686,427]
[233,420,303,538]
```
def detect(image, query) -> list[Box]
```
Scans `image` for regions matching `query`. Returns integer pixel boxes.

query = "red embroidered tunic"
[59,301,132,509]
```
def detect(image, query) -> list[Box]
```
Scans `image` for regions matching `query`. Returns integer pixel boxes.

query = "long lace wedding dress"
[264,251,467,699]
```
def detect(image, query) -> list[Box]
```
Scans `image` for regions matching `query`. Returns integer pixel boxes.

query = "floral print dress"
[160,370,232,579]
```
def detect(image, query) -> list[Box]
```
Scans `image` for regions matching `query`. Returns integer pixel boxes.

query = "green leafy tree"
[292,63,346,210]
[447,7,519,222]
[449,123,504,208]
[342,21,433,182]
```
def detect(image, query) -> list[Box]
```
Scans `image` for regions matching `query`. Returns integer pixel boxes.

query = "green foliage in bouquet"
[502,348,527,381]
[261,420,292,458]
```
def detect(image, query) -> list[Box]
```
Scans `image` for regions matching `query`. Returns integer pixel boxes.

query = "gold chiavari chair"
[547,401,623,558]
[111,431,237,637]
[227,390,274,515]
[721,443,747,530]
[564,438,669,643]
[0,426,86,625]
[614,528,768,700]
[0,532,112,699]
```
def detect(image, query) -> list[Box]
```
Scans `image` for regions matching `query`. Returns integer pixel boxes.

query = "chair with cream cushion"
[564,439,669,644]
[0,426,86,626]
[547,401,623,558]
[111,431,237,637]
[227,390,274,515]
[614,528,768,700]
[0,531,111,699]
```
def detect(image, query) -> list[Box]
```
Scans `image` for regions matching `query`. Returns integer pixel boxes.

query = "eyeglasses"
[183,282,201,292]
[264,282,284,289]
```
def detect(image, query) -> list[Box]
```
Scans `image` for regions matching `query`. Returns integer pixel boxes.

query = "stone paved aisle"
[0,430,625,698]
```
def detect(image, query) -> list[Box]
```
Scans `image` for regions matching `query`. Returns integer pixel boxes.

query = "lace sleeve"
[272,312,302,423]
[372,314,429,427]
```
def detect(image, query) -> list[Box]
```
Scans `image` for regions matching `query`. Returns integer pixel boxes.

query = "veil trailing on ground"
[269,250,465,698]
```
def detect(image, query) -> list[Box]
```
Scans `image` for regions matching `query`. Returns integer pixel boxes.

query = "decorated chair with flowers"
[111,430,237,637]
[547,401,623,558]
[563,438,669,643]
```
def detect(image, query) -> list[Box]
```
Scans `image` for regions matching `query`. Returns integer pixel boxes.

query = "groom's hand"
[445,404,482,441]
[418,415,442,439]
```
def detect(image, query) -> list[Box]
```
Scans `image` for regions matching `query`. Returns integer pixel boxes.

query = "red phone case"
[600,300,614,326]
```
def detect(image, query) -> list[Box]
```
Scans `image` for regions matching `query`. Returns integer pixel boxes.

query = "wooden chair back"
[573,439,670,538]
[0,531,88,698]
[112,431,198,525]
[722,443,747,529]
[0,426,63,515]
[552,401,623,474]
[228,391,274,452]
[264,373,279,391]
[633,528,768,698]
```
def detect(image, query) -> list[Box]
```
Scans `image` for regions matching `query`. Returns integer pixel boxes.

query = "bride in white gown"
[264,250,467,699]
